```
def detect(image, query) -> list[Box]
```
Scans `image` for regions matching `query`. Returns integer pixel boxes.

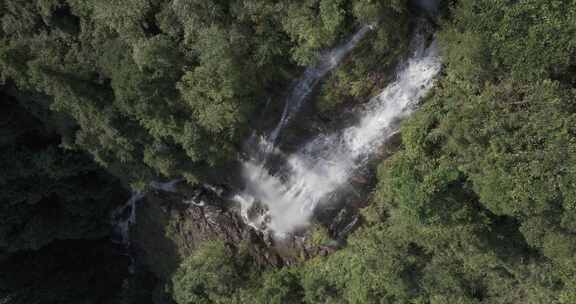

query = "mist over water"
[235,27,441,236]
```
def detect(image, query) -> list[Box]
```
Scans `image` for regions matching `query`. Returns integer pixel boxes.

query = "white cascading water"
[111,191,145,272]
[111,192,144,246]
[235,27,442,236]
[268,24,374,144]
[111,180,180,244]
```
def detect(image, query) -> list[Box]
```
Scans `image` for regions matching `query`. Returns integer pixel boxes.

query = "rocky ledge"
[129,183,352,286]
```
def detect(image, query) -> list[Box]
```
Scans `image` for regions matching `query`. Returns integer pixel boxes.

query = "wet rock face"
[131,125,405,279]
[131,181,362,284]
[131,184,284,280]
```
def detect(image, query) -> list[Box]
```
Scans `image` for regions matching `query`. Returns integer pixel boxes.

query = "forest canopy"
[0,0,408,189]
[167,1,576,303]
[2,0,576,303]
[0,0,409,303]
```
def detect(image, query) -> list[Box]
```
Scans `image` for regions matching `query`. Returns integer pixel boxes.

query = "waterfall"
[111,179,183,247]
[268,25,374,145]
[235,25,441,236]
[111,192,144,245]
[111,191,145,272]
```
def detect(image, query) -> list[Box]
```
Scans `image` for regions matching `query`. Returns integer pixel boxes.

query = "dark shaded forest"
[1,0,576,303]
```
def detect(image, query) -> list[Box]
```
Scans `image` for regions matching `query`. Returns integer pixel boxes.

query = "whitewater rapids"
[235,29,442,236]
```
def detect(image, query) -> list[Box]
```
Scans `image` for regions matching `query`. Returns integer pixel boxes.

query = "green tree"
[171,240,248,304]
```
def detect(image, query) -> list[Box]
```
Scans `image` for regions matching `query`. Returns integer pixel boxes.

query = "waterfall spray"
[235,24,441,236]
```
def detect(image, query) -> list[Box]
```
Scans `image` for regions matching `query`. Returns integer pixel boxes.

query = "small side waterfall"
[111,192,144,246]
[235,24,441,236]
[111,192,144,272]
[111,179,182,248]
[268,25,374,145]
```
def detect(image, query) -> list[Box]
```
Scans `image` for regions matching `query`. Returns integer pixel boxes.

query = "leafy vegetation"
[3,0,576,303]
[0,89,127,253]
[0,240,131,304]
[317,6,409,113]
[0,87,134,302]
[0,0,407,189]
[167,1,576,303]
[171,241,251,304]
[0,0,410,302]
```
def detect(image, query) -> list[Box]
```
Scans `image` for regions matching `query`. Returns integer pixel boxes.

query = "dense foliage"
[0,87,133,302]
[0,0,409,302]
[0,240,130,304]
[0,89,127,253]
[3,0,576,303]
[0,0,408,189]
[169,1,576,303]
